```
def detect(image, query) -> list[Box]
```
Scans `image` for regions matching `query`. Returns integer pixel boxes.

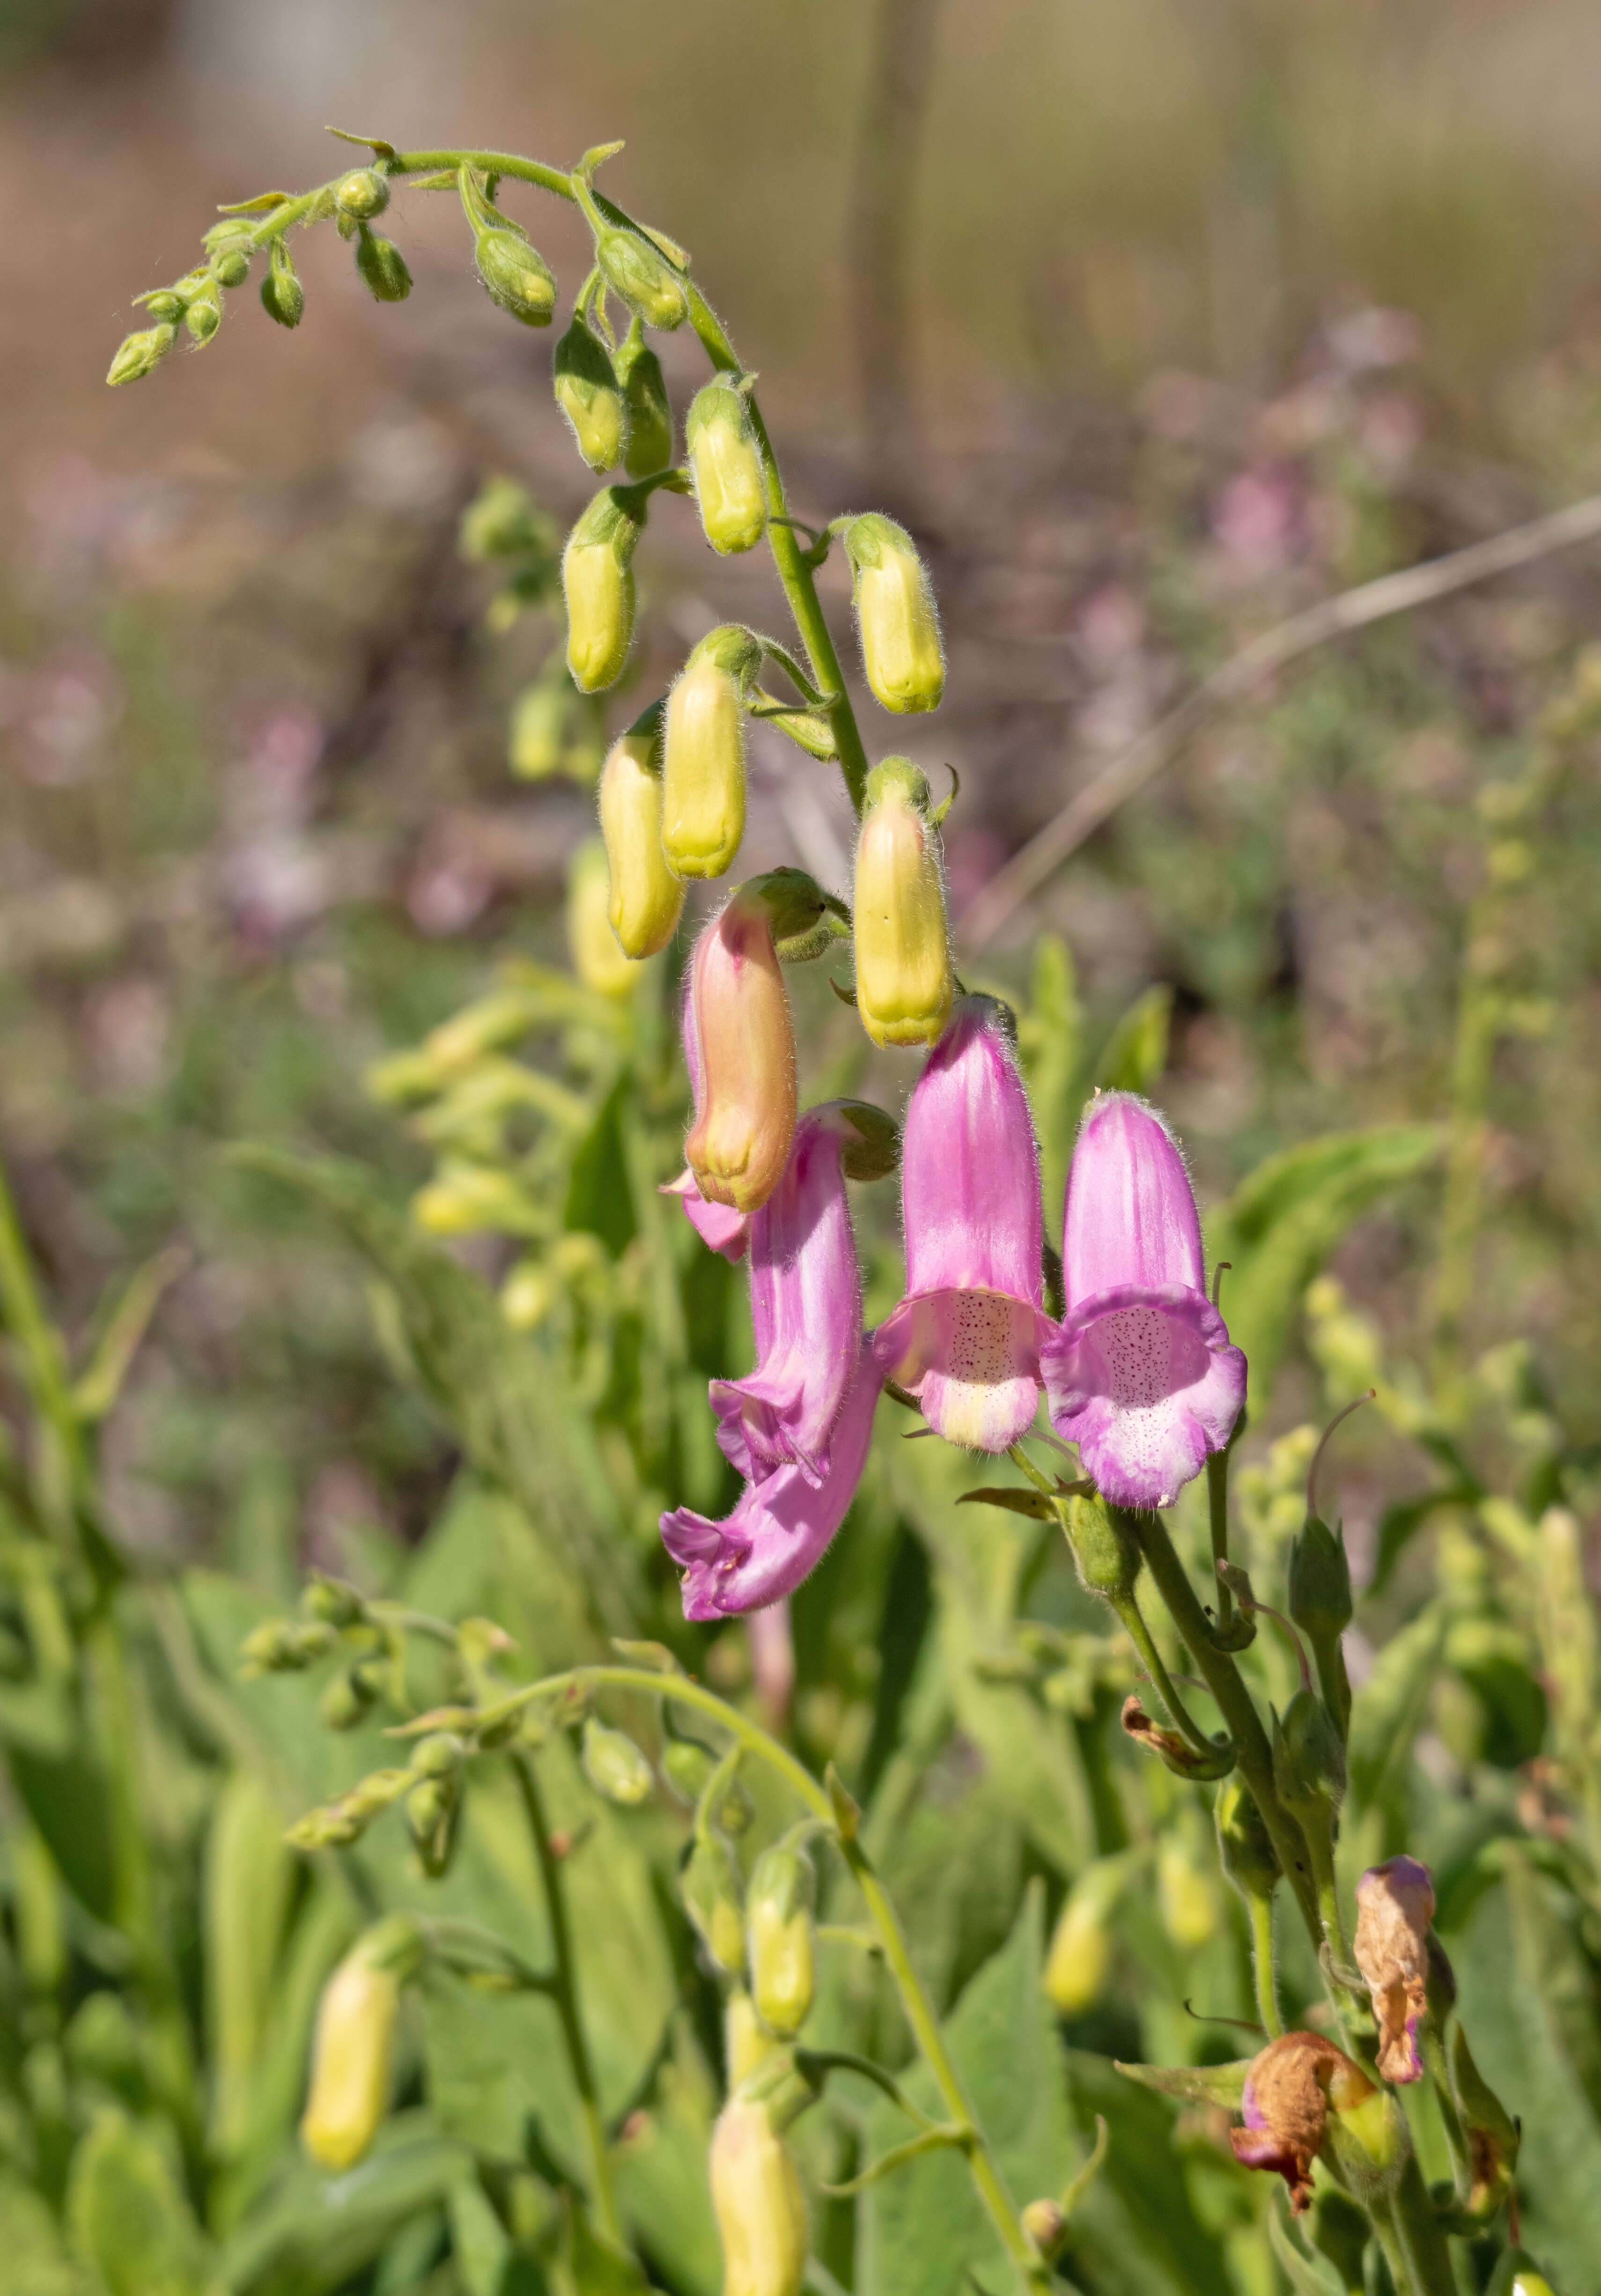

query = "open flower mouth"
[1043,1282,1245,1510]
[874,1286,1051,1453]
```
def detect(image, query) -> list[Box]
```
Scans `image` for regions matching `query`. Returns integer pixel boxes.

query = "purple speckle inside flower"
[1091,1304,1209,1409]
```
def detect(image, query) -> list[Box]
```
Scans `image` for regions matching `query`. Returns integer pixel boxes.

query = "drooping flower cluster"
[661,934,1249,1619]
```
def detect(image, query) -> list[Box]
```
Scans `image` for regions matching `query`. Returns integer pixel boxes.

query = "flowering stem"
[1205,1450,1233,1632]
[1246,1895,1284,2039]
[1386,2157,1460,2296]
[1108,1590,1221,1761]
[509,1749,622,2246]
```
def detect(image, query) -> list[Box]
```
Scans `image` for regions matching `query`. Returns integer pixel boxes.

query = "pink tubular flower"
[1041,1091,1245,1509]
[710,1103,864,1487]
[872,997,1054,1451]
[663,1166,748,1261]
[661,1336,884,1619]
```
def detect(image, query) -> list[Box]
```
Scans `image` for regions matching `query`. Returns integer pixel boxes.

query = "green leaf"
[216,2112,471,2296]
[6,1741,117,1924]
[0,2171,93,2296]
[1206,1124,1441,1403]
[205,1767,297,2160]
[1267,2200,1347,2296]
[956,1487,1058,1522]
[1112,2057,1250,2108]
[66,2110,222,2296]
[1061,2050,1237,2296]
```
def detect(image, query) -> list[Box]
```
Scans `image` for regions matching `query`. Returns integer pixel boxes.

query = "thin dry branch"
[956,489,1601,957]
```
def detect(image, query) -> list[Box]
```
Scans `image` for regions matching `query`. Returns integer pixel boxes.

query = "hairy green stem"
[1387,2155,1460,2296]
[510,1749,622,2245]
[1247,1894,1283,2039]
[1109,1589,1220,1759]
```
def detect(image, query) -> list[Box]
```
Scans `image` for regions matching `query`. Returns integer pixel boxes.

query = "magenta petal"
[661,1338,883,1619]
[1041,1284,1246,1509]
[900,997,1043,1304]
[1062,1092,1205,1305]
[708,1106,862,1484]
[874,1290,1051,1452]
[662,1168,749,1262]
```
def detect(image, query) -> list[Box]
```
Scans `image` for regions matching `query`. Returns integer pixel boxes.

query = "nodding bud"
[106,324,177,386]
[682,1831,747,1977]
[208,240,252,290]
[618,328,674,477]
[1213,1775,1281,1904]
[1063,1493,1142,1602]
[746,1843,816,2038]
[1272,1690,1347,1821]
[301,1916,422,2171]
[708,2094,809,2296]
[852,759,954,1048]
[683,884,799,1216]
[261,238,305,328]
[553,314,627,472]
[582,1715,655,1805]
[1353,1856,1434,2086]
[842,514,944,715]
[563,489,642,693]
[598,711,684,958]
[355,228,413,303]
[1288,1514,1354,1643]
[596,227,689,331]
[475,227,557,325]
[662,626,760,879]
[184,278,223,343]
[686,381,767,555]
[568,839,643,999]
[335,169,389,221]
[1044,1856,1129,2014]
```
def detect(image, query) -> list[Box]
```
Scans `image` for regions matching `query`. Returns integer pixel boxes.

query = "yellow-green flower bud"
[184,279,222,343]
[321,1664,380,1731]
[406,1772,461,1877]
[553,315,627,472]
[475,226,557,325]
[851,758,954,1048]
[1020,2200,1067,2261]
[141,288,186,324]
[709,2095,808,2296]
[106,324,177,387]
[618,327,674,478]
[1214,1774,1280,1904]
[843,513,944,715]
[1043,1856,1128,2015]
[686,381,767,556]
[301,1916,421,2171]
[563,489,642,693]
[209,239,252,290]
[260,237,304,329]
[356,229,413,304]
[1157,1831,1222,1953]
[597,227,688,331]
[746,1844,816,2038]
[682,1832,746,1978]
[598,711,684,958]
[335,168,389,221]
[567,839,644,1000]
[509,675,572,780]
[582,1714,655,1805]
[662,627,760,879]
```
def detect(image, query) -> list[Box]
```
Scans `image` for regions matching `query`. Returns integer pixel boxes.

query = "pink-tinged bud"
[1042,1091,1245,1509]
[708,2095,808,2296]
[301,1915,422,2171]
[1229,2031,1382,2216]
[683,888,797,1216]
[662,627,760,880]
[852,758,954,1049]
[873,997,1054,1452]
[1354,1856,1434,2085]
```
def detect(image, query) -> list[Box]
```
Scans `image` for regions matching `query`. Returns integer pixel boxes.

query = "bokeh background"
[7,0,1601,1586]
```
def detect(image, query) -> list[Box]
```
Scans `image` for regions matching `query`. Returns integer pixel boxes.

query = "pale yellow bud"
[685,888,797,1215]
[852,758,954,1048]
[567,838,643,998]
[746,1845,815,2039]
[686,382,767,555]
[663,630,759,880]
[709,2096,808,2296]
[563,491,642,694]
[598,721,684,957]
[301,1919,419,2170]
[844,514,944,714]
[1157,1837,1222,1953]
[1044,1857,1130,2015]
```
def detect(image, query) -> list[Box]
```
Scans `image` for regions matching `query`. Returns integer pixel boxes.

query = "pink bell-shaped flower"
[1041,1091,1245,1509]
[872,997,1055,1452]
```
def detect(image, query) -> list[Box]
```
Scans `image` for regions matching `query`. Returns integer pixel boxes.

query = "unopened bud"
[568,839,644,999]
[582,1715,655,1806]
[682,1833,746,1978]
[746,1844,816,2038]
[708,2095,808,2296]
[335,168,389,221]
[356,228,413,303]
[208,239,252,290]
[240,1618,335,1674]
[184,279,223,343]
[683,886,798,1216]
[406,1773,460,1877]
[1272,1690,1347,1821]
[475,227,557,326]
[663,628,760,879]
[412,1731,466,1780]
[1044,1857,1129,2014]
[599,712,684,958]
[140,289,186,324]
[618,328,674,477]
[509,674,572,780]
[1487,2252,1555,2296]
[1020,2200,1066,2259]
[596,227,688,331]
[686,380,767,555]
[1287,1514,1353,1643]
[843,513,944,715]
[260,237,305,328]
[1063,1494,1141,1602]
[106,324,177,387]
[1157,1833,1222,1953]
[852,758,953,1048]
[1214,1775,1280,1903]
[302,1573,365,1628]
[301,1916,421,2171]
[563,489,642,693]
[321,1666,379,1732]
[553,315,627,472]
